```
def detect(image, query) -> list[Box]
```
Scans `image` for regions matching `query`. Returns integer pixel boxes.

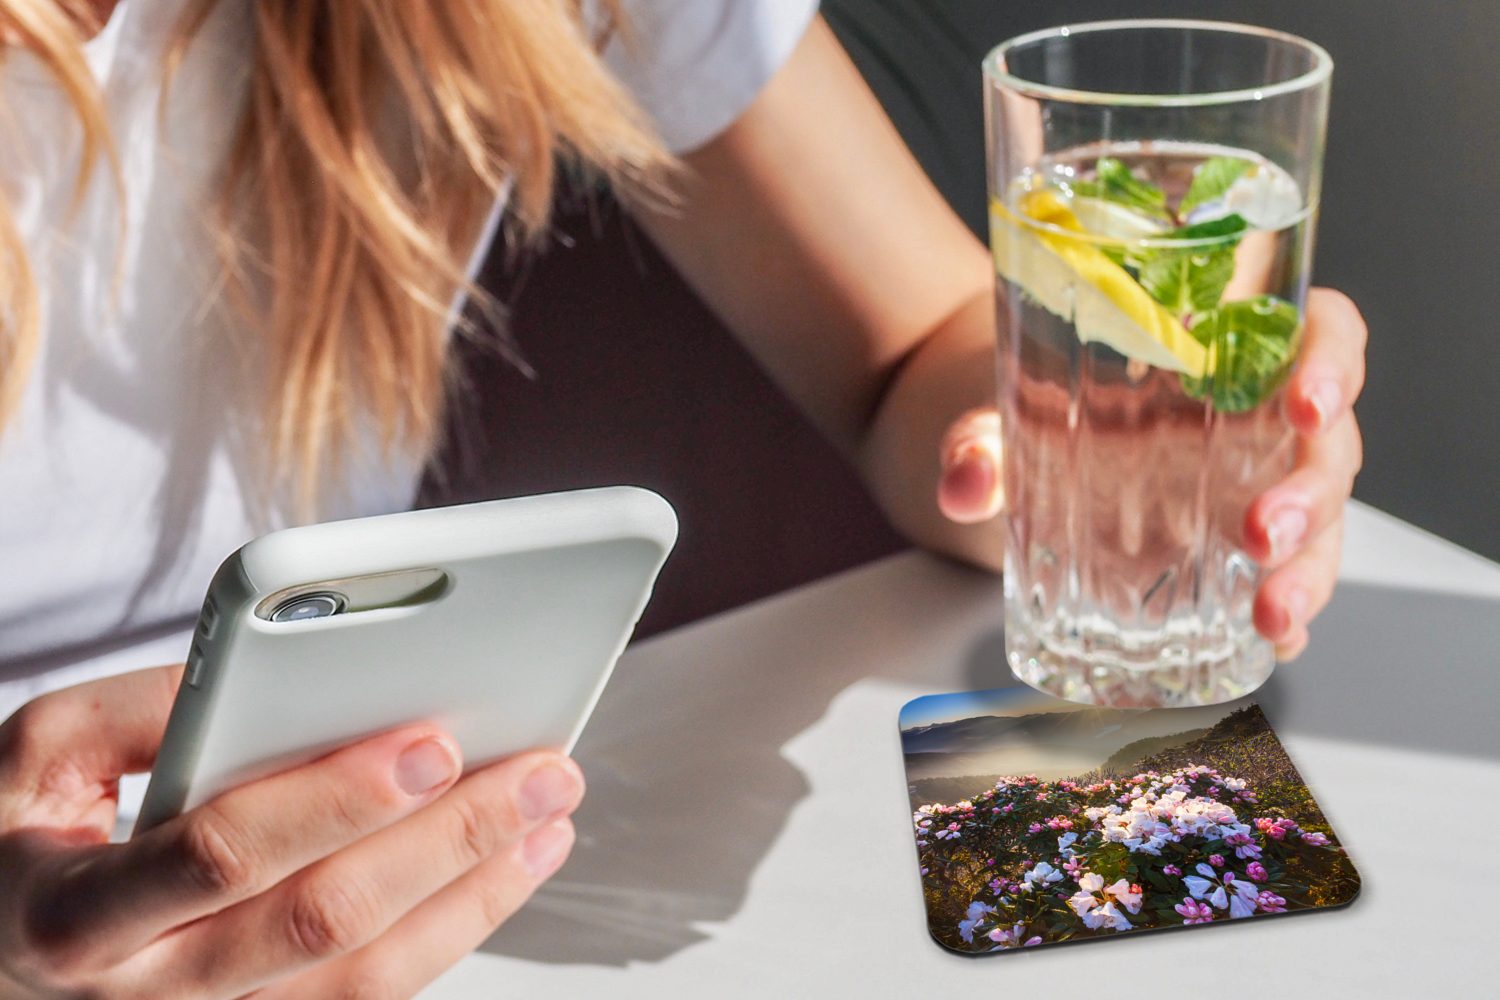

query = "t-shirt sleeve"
[602,0,820,154]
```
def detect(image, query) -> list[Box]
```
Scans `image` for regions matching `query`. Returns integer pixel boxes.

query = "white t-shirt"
[0,0,818,722]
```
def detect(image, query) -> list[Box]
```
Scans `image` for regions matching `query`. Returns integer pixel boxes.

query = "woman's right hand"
[0,665,584,999]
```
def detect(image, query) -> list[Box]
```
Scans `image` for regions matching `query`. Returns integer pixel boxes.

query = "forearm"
[856,286,1004,572]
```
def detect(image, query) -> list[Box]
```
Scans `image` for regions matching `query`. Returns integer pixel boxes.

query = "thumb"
[937,408,1003,525]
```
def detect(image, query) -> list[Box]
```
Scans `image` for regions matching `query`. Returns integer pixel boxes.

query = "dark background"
[422,2,1497,635]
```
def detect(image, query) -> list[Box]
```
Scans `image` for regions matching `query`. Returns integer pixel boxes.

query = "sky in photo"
[901,688,1260,782]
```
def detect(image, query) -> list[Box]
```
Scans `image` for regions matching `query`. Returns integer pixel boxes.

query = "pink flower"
[1257,890,1287,913]
[1301,831,1330,846]
[1062,858,1084,876]
[993,807,1002,814]
[1022,859,1034,869]
[1208,854,1226,868]
[989,878,1004,893]
[1002,804,1014,814]
[1225,831,1262,860]
[1163,864,1182,876]
[1246,862,1268,882]
[986,858,996,867]
[1028,823,1043,834]
[1175,897,1214,924]
[947,823,961,831]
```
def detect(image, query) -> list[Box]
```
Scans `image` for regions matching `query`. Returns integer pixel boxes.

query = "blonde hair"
[0,0,671,507]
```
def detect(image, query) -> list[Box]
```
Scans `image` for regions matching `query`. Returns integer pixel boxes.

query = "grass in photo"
[900,688,1360,953]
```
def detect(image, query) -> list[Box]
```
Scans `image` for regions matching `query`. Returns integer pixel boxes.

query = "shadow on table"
[1255,581,1500,760]
[482,564,1497,969]
[960,580,1500,761]
[480,553,1000,967]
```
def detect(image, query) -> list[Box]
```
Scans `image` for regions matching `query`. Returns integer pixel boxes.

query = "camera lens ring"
[268,591,346,623]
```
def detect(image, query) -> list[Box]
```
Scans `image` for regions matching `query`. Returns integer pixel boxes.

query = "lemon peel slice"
[990,190,1209,378]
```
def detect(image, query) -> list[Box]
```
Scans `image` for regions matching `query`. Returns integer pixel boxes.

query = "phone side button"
[185,644,205,688]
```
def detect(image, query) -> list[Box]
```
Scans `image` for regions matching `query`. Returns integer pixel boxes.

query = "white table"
[426,500,1499,998]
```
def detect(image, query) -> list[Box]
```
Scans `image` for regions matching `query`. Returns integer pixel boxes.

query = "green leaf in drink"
[1178,155,1253,217]
[1134,214,1250,314]
[1072,157,1171,221]
[1180,295,1302,412]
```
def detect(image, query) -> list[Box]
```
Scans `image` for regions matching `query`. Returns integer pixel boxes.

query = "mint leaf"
[1170,214,1251,242]
[1073,157,1170,220]
[1179,156,1253,217]
[1180,296,1301,412]
[1138,248,1235,315]
[1134,215,1249,315]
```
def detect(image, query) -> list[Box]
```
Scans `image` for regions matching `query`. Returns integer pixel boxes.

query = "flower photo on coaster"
[900,688,1360,954]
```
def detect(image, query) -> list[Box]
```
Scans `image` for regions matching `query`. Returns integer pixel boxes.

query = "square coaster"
[901,687,1360,953]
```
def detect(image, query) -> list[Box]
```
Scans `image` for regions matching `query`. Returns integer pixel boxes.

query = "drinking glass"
[985,21,1332,707]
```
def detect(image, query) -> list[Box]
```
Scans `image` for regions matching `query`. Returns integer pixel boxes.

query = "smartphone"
[133,486,677,834]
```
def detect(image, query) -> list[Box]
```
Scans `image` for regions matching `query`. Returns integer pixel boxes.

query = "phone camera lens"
[269,592,346,623]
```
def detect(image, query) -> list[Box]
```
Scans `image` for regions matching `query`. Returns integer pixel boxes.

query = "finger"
[1275,626,1311,663]
[1285,288,1367,435]
[146,752,583,998]
[35,725,461,972]
[1254,514,1344,645]
[937,407,1003,524]
[1243,412,1361,566]
[0,664,183,792]
[256,819,577,1000]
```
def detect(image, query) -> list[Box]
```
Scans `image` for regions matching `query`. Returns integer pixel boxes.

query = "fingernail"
[395,738,459,796]
[1283,588,1310,630]
[1265,505,1308,561]
[940,443,1001,523]
[1306,379,1341,429]
[522,820,575,878]
[945,437,989,470]
[519,760,584,821]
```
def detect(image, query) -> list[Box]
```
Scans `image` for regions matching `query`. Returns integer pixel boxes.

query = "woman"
[0,1,1365,996]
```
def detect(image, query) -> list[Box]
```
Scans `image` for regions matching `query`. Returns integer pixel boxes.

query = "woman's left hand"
[938,286,1367,661]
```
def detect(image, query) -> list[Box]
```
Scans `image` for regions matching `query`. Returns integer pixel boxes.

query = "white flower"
[987,922,1033,948]
[1228,892,1256,919]
[1058,832,1078,854]
[1076,872,1104,893]
[957,901,996,943]
[1183,863,1217,902]
[1185,864,1259,913]
[1104,879,1143,914]
[1024,861,1064,889]
[1081,900,1133,931]
[1068,891,1098,918]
